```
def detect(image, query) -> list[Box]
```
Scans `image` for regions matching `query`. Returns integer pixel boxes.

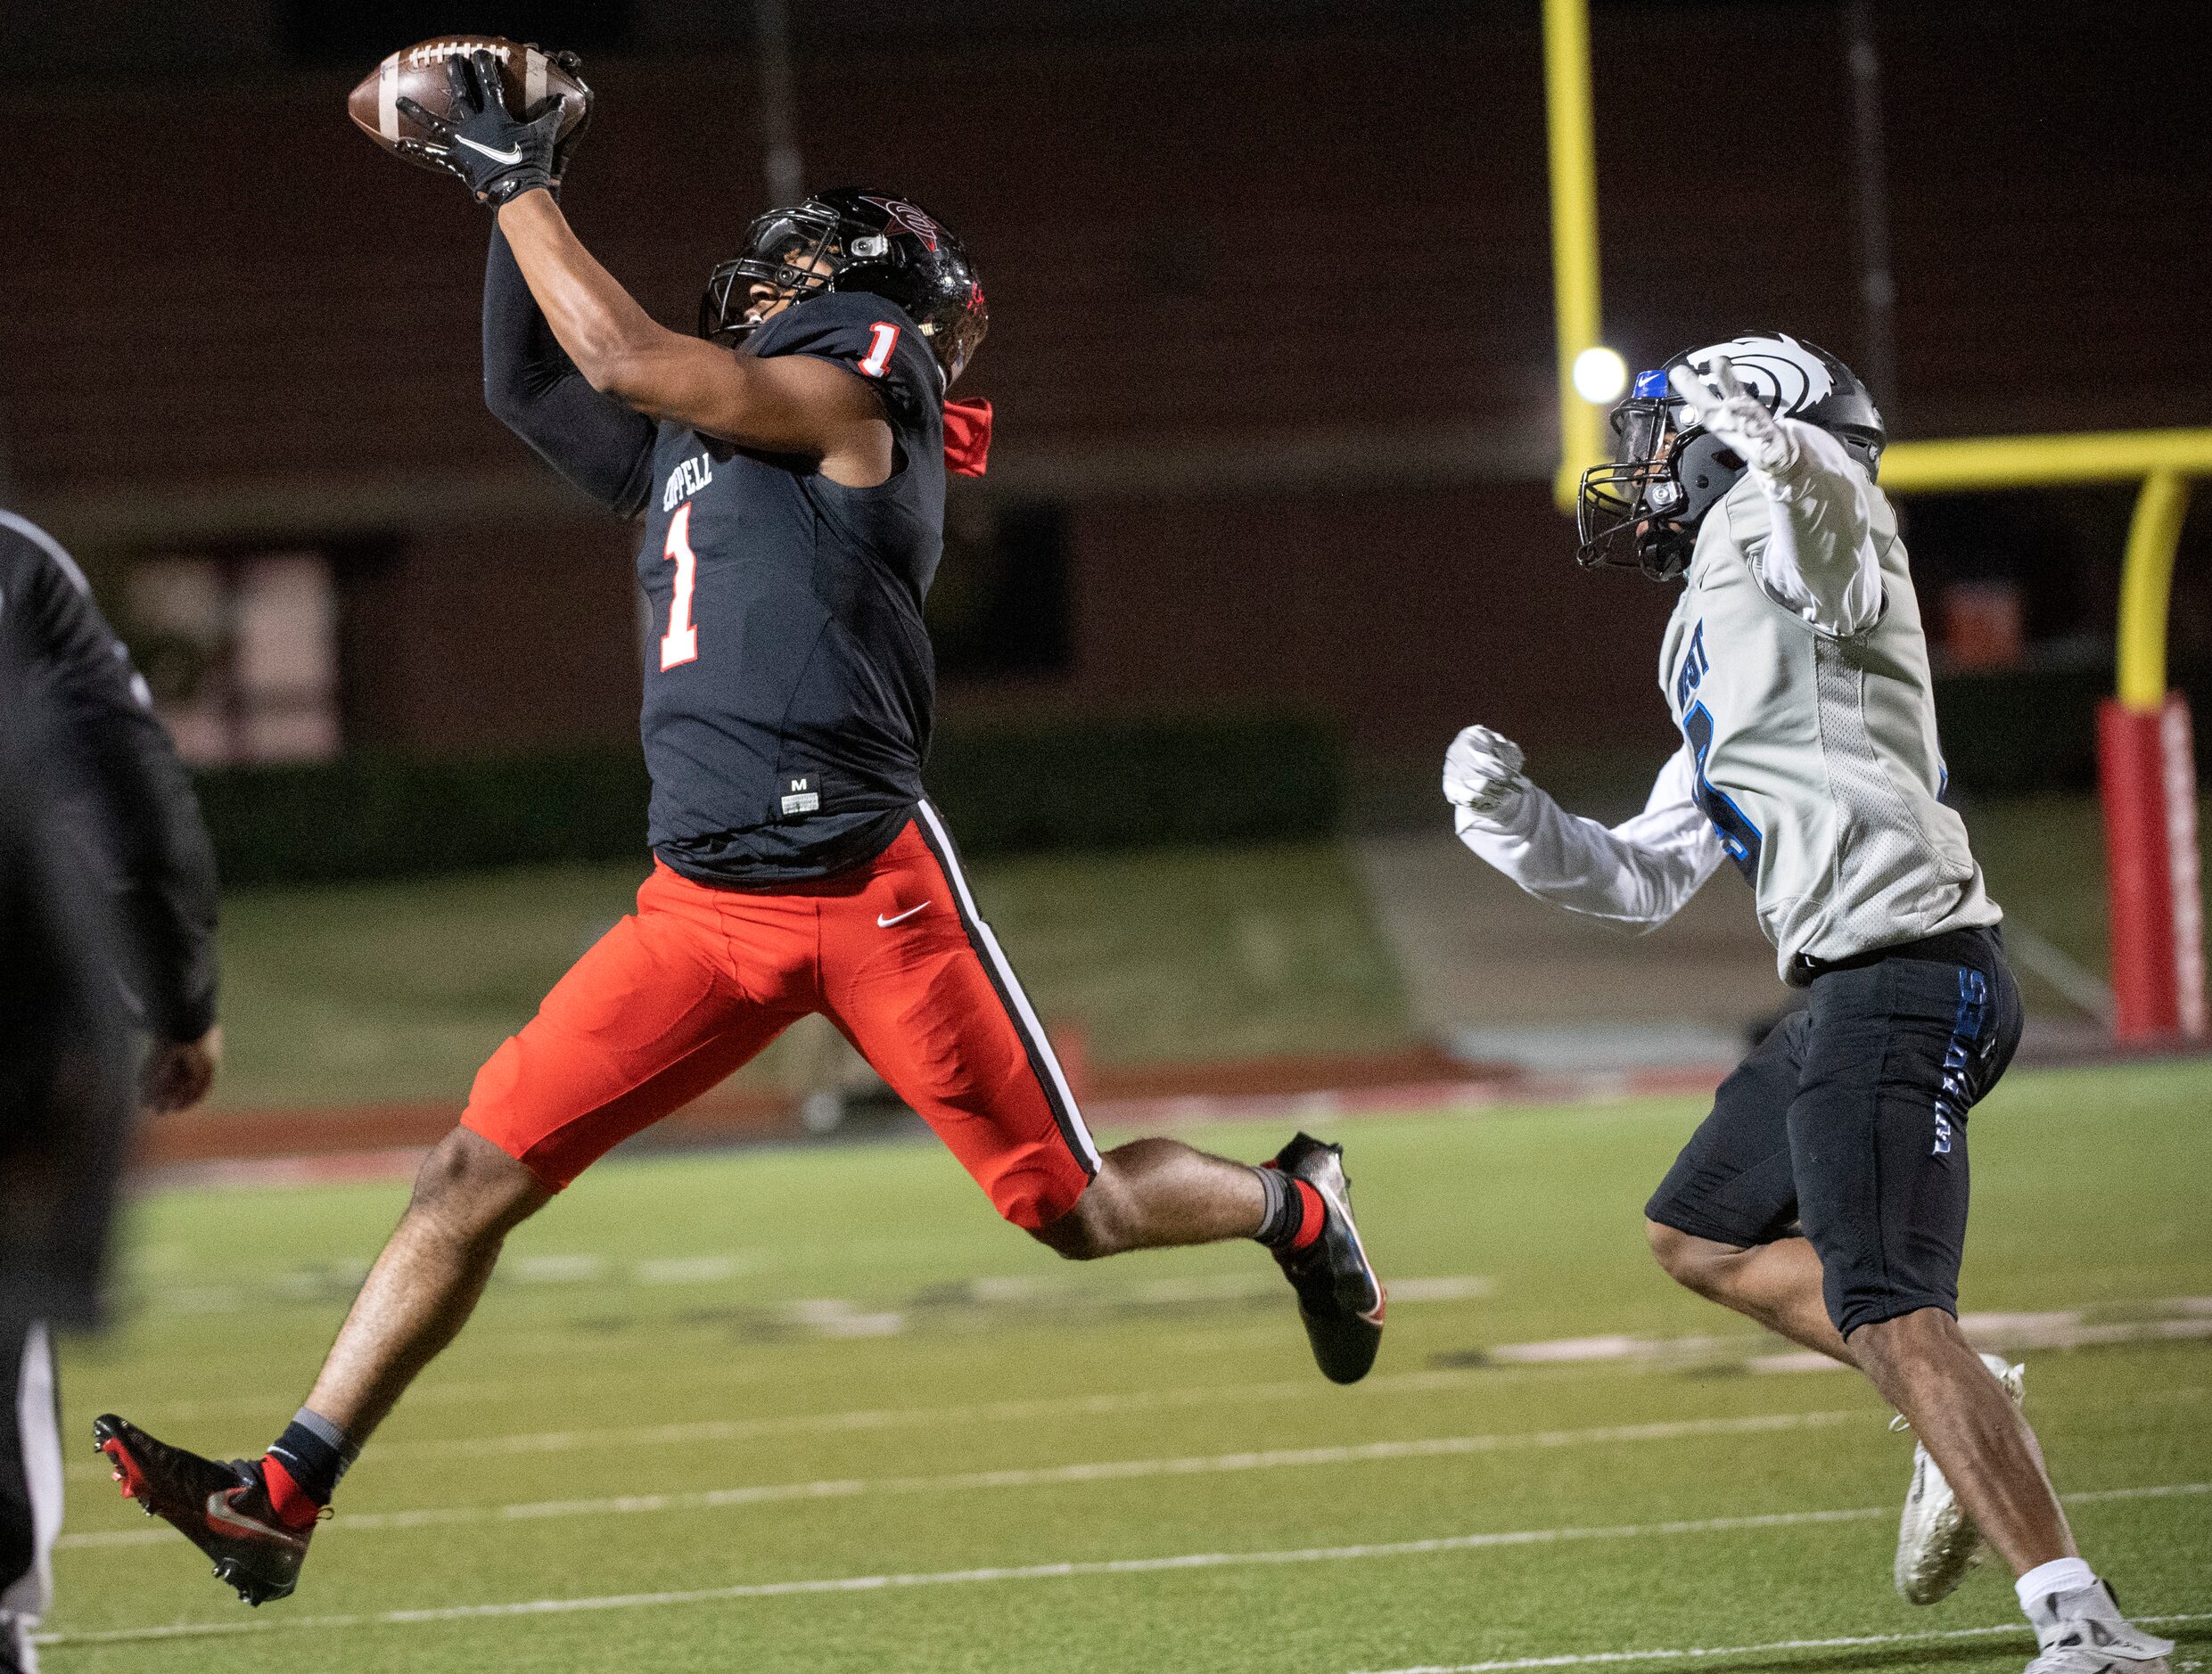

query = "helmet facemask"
[1575,334,1887,583]
[696,205,892,343]
[1576,379,1708,580]
[695,190,987,389]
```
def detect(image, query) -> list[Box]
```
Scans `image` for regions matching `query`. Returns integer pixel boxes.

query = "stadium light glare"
[1572,346,1628,405]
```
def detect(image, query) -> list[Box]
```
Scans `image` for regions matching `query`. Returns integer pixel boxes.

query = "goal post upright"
[2117,470,2191,713]
[2101,470,2204,1040]
[1543,0,1608,512]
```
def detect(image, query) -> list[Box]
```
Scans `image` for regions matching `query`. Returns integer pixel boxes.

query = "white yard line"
[40,1484,2204,1648]
[349,1367,1715,1459]
[129,1261,1481,1315]
[65,1298,2212,1484]
[62,1367,2210,1490]
[59,1364,1552,1482]
[59,1410,1870,1549]
[77,1297,2210,1452]
[62,1372,626,1430]
[1351,1611,2212,1674]
[1495,1309,2212,1373]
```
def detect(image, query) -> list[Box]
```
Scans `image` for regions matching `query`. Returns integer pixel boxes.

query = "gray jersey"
[1657,426,1999,974]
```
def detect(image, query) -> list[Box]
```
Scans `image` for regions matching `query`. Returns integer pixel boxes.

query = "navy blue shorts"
[1645,925,2023,1338]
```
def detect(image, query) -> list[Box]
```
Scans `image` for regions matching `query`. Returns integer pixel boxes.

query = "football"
[346,36,591,173]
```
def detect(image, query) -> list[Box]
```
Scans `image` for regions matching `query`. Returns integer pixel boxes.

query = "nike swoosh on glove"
[396,48,570,206]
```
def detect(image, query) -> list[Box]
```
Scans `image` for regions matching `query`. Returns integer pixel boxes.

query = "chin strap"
[942,397,992,477]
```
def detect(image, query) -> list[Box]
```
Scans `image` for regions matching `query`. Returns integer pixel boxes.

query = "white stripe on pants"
[915,800,1102,1170]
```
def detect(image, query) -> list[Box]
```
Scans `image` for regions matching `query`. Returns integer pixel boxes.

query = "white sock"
[2017,1556,2099,1619]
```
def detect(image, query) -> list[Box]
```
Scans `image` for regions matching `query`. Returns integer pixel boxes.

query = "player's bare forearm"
[493,190,677,398]
[494,190,881,458]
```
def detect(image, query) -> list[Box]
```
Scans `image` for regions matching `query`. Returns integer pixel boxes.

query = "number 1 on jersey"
[859,322,900,378]
[660,502,700,671]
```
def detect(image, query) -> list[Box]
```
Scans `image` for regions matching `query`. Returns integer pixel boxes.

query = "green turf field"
[45,1060,2212,1672]
[210,841,1411,1110]
[203,794,2191,1112]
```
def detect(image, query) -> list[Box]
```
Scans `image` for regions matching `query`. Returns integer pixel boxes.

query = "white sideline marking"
[66,1374,575,1424]
[637,1255,747,1285]
[1378,1276,1495,1303]
[1755,1316,2212,1372]
[1493,1306,2212,1373]
[363,1374,1800,1463]
[58,1410,1870,1549]
[510,1254,609,1284]
[124,1261,1481,1319]
[62,1363,1533,1481]
[39,1484,2204,1648]
[1353,1612,2212,1674]
[61,1370,2211,1489]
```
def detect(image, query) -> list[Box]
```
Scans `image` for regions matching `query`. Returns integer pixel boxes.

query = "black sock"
[266,1407,358,1506]
[1252,1165,1301,1247]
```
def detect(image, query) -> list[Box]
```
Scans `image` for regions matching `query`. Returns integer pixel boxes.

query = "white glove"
[1670,356,1798,477]
[1443,725,1528,824]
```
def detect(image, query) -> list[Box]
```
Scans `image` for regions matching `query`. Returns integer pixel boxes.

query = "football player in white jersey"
[1443,335,2171,1673]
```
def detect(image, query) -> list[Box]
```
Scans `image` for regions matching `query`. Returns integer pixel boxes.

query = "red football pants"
[461,805,1099,1228]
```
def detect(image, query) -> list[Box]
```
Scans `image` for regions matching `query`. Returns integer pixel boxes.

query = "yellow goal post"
[1539,0,2204,718]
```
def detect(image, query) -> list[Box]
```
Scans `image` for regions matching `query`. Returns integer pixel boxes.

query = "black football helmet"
[696,188,988,389]
[1576,332,1886,580]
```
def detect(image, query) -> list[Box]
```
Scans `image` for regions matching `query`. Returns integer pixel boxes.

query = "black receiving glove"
[396,48,569,207]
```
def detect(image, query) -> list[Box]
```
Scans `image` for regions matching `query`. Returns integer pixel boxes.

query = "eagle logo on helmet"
[1687,334,1837,417]
[859,195,943,252]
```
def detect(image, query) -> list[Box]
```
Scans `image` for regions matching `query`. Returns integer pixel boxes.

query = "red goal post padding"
[2098,693,2206,1040]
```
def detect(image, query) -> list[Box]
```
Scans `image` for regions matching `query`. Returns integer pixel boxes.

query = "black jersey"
[0,511,219,1040]
[480,232,955,888]
[633,291,948,886]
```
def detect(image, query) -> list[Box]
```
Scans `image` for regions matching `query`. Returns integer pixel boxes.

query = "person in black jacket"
[0,508,221,1672]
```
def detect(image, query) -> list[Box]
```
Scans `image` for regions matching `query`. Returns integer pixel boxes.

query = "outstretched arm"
[1670,358,1883,636]
[482,222,656,514]
[407,49,888,473]
[1443,726,1723,930]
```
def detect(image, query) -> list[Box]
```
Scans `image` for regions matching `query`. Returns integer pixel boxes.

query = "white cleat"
[2023,1579,2174,1673]
[1894,1350,2026,1604]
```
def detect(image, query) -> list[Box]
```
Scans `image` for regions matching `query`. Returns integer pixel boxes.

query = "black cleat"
[92,1414,314,1605]
[1268,1132,1386,1383]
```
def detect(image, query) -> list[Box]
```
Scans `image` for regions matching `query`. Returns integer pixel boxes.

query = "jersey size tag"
[779,773,821,818]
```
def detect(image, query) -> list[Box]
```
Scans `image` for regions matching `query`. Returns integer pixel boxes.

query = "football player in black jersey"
[96,51,1386,1607]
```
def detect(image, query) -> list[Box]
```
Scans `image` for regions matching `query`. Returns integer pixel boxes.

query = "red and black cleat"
[92,1414,314,1605]
[1268,1132,1386,1384]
